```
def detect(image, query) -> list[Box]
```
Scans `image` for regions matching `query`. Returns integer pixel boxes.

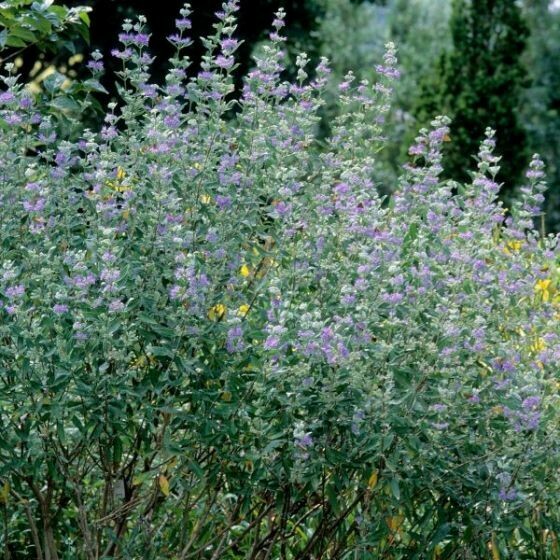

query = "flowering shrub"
[1,2,560,559]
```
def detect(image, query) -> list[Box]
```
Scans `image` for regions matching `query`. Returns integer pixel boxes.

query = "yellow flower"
[208,303,226,321]
[239,264,251,278]
[503,240,523,255]
[200,194,212,204]
[530,337,546,353]
[106,166,133,193]
[237,304,250,317]
[535,279,552,302]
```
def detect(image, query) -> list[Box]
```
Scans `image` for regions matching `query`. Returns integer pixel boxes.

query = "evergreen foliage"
[413,0,529,195]
[522,0,560,229]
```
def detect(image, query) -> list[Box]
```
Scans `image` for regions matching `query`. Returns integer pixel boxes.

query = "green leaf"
[82,78,108,94]
[49,96,80,112]
[150,346,175,358]
[8,25,36,42]
[113,438,123,465]
[42,71,66,93]
[390,478,401,501]
[5,34,26,47]
[78,10,90,26]
[401,221,419,256]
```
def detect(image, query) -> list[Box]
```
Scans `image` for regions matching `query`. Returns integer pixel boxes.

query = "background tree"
[5,0,329,103]
[413,0,529,196]
[0,0,90,57]
[379,0,452,191]
[522,0,560,229]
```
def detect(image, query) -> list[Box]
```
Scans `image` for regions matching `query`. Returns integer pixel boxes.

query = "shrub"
[0,2,559,558]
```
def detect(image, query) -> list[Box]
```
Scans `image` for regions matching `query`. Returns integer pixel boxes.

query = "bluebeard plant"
[0,2,559,558]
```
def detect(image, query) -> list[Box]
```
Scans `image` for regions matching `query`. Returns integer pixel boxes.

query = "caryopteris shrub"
[1,2,559,559]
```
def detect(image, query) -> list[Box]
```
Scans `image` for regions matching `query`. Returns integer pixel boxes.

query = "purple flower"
[264,335,280,350]
[72,321,89,341]
[25,182,41,192]
[132,33,150,46]
[334,182,350,195]
[141,83,158,98]
[468,392,481,404]
[108,299,125,313]
[111,48,133,60]
[118,32,149,46]
[216,195,232,209]
[20,97,33,109]
[375,65,400,79]
[0,92,15,104]
[521,395,540,410]
[5,113,22,126]
[527,169,545,180]
[87,60,104,72]
[166,84,184,97]
[169,285,184,301]
[101,126,118,140]
[72,273,96,290]
[226,325,245,353]
[431,403,447,413]
[215,55,234,70]
[53,304,69,314]
[176,17,192,30]
[168,34,191,47]
[220,38,239,53]
[5,284,25,299]
[164,114,181,129]
[23,198,46,212]
[382,292,404,304]
[498,487,517,502]
[102,251,116,263]
[100,268,120,283]
[297,433,313,448]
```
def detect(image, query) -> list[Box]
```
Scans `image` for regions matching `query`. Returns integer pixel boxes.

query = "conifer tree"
[414,0,529,194]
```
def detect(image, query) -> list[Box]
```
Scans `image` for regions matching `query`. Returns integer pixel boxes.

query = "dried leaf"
[368,470,378,490]
[158,474,170,497]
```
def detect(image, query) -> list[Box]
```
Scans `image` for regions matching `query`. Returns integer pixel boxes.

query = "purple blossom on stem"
[87,60,104,72]
[5,285,25,299]
[220,38,239,53]
[215,55,234,70]
[264,335,280,350]
[226,325,245,353]
[498,487,517,502]
[175,17,192,30]
[0,92,15,104]
[168,34,191,47]
[108,299,125,313]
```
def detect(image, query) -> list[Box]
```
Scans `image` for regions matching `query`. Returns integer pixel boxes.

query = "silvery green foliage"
[0,2,559,558]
